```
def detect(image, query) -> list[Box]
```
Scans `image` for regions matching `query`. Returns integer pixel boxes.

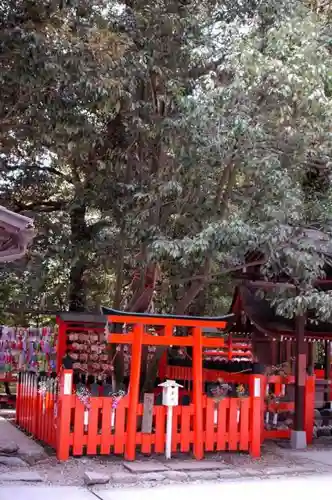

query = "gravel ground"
[0,444,326,487]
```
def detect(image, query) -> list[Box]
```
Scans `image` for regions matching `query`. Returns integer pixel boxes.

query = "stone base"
[290,430,307,449]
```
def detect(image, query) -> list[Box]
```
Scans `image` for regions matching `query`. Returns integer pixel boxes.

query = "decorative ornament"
[76,385,91,409]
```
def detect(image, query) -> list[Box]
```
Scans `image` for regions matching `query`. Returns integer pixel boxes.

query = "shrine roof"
[57,312,106,324]
[0,205,35,262]
[102,306,233,322]
[235,284,332,338]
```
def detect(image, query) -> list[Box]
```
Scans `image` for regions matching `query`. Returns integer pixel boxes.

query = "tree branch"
[174,258,211,314]
[4,164,74,184]
[173,157,239,314]
[171,258,266,285]
[15,200,66,213]
[188,56,225,80]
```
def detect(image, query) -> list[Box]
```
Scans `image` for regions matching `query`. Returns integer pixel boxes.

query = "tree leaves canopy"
[1,0,332,322]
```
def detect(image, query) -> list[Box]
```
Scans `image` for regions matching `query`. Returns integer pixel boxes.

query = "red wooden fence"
[165,366,315,445]
[16,369,263,461]
[16,372,58,449]
[262,375,315,445]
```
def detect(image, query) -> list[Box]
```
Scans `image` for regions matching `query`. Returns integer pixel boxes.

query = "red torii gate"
[102,308,252,460]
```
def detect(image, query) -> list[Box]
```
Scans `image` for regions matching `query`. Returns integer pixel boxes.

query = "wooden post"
[193,326,204,460]
[32,374,39,437]
[125,323,143,461]
[142,393,154,434]
[57,369,73,461]
[324,340,331,404]
[294,314,306,432]
[305,375,315,445]
[249,374,264,458]
[16,372,21,425]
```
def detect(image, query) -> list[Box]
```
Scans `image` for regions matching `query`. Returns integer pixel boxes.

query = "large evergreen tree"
[1,0,332,324]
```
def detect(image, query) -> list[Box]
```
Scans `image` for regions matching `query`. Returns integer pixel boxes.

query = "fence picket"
[154,405,166,453]
[87,398,101,454]
[239,398,250,451]
[100,398,113,454]
[113,398,127,454]
[228,399,239,451]
[73,398,85,455]
[180,406,191,453]
[26,373,32,433]
[205,398,215,451]
[171,406,180,452]
[216,399,228,450]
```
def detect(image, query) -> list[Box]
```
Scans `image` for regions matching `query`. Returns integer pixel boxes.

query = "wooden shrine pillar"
[324,340,331,404]
[125,323,143,461]
[292,314,307,448]
[193,326,204,460]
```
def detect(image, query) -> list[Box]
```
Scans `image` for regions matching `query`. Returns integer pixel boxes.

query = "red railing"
[314,369,332,400]
[165,365,252,383]
[16,369,263,461]
[16,372,58,448]
[165,366,315,445]
[262,375,315,445]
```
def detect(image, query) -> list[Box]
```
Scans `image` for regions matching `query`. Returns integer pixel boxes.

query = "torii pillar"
[291,314,307,449]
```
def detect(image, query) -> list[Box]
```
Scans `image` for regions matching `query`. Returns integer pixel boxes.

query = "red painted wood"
[205,398,215,451]
[56,372,73,461]
[193,326,204,459]
[87,398,101,455]
[249,375,263,458]
[100,399,113,454]
[305,375,315,445]
[180,406,192,453]
[228,399,239,451]
[216,399,228,450]
[172,406,180,452]
[154,405,166,454]
[125,324,143,461]
[239,398,250,451]
[72,399,85,456]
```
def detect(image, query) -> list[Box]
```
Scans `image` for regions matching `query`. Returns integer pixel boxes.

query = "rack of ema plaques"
[0,325,57,404]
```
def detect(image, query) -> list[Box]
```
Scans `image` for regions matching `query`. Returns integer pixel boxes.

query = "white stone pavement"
[0,417,45,459]
[3,475,332,500]
[0,486,95,500]
[94,475,332,500]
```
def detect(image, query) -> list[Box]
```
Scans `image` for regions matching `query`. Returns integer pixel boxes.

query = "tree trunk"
[113,224,126,309]
[68,205,87,312]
